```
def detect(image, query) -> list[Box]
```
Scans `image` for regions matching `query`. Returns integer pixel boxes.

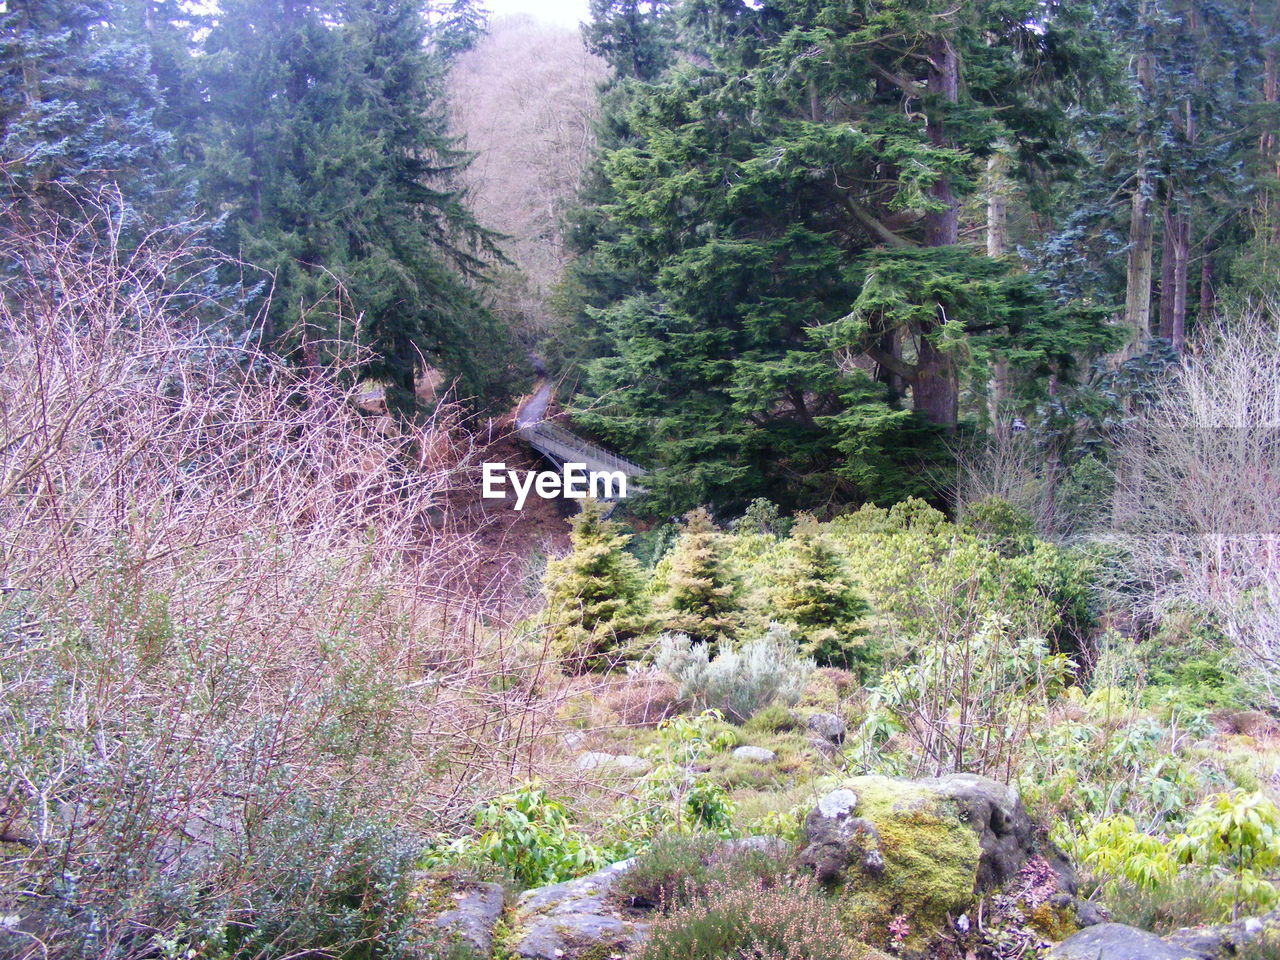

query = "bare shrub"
[1111,305,1280,702]
[0,205,565,958]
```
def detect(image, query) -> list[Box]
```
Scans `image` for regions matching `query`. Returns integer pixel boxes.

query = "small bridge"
[515,380,647,500]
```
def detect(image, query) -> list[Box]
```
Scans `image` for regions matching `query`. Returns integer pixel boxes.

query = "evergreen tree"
[542,501,647,674]
[654,507,742,647]
[198,0,514,410]
[772,516,874,676]
[0,0,172,220]
[568,0,1120,512]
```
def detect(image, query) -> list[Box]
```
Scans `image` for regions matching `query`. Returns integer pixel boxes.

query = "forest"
[1,1,1279,959]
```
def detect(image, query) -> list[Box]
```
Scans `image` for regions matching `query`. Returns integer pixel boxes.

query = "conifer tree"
[542,501,647,674]
[772,516,874,677]
[654,508,742,648]
[198,0,513,410]
[0,0,172,220]
[569,0,1121,512]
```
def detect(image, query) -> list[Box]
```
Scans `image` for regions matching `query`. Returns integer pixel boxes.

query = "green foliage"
[542,501,648,673]
[655,626,813,724]
[607,712,740,847]
[432,784,607,889]
[567,0,1119,513]
[859,616,1074,778]
[960,497,1037,557]
[1069,791,1280,923]
[0,0,174,221]
[652,508,744,646]
[743,704,800,736]
[770,516,875,675]
[196,0,513,408]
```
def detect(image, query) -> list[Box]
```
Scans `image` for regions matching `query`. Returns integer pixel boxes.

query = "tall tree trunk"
[986,152,1009,428]
[1159,203,1176,337]
[924,36,960,247]
[1124,5,1156,342]
[1169,211,1189,352]
[915,34,960,429]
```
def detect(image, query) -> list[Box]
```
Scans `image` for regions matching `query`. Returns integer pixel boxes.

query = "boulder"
[1167,907,1280,959]
[510,860,650,960]
[732,745,777,763]
[798,776,984,951]
[919,773,1033,891]
[806,712,846,745]
[1048,923,1205,960]
[430,882,506,956]
[408,877,505,958]
[575,752,653,776]
[798,774,1082,954]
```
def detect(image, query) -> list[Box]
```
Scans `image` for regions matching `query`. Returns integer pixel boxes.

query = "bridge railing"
[520,420,648,479]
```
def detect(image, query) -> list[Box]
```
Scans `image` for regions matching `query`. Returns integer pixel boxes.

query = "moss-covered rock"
[818,776,982,950]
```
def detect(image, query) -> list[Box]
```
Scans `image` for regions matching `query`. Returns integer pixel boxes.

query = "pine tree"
[197,0,514,410]
[542,501,647,674]
[568,0,1121,512]
[0,0,172,220]
[772,516,874,676]
[654,508,742,648]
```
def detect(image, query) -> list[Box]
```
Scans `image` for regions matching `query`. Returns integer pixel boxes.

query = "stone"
[732,745,777,763]
[575,752,652,776]
[511,860,650,960]
[919,772,1034,891]
[430,882,506,956]
[805,712,846,745]
[798,787,880,883]
[408,876,506,959]
[1167,906,1280,959]
[1048,923,1204,960]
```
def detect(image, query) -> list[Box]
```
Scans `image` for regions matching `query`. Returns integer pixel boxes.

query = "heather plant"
[655,626,813,723]
[612,832,794,910]
[635,877,877,960]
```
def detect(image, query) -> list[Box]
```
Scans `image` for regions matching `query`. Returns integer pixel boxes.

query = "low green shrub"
[744,703,800,734]
[430,784,606,888]
[1068,790,1280,924]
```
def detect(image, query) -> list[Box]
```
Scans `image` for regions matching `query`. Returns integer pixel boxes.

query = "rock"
[511,860,650,960]
[1048,923,1204,960]
[919,773,1033,891]
[1167,907,1280,959]
[798,787,881,883]
[408,877,505,959]
[430,882,506,956]
[733,745,777,762]
[798,776,984,950]
[575,752,653,776]
[805,712,846,745]
[798,773,1076,953]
